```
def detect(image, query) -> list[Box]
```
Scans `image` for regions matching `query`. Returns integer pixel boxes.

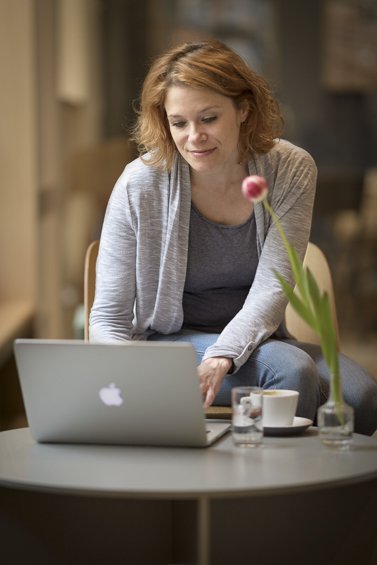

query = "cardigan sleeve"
[88,154,191,343]
[89,167,137,343]
[202,142,317,370]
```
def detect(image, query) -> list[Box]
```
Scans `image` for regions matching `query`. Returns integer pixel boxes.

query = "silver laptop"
[13,339,230,447]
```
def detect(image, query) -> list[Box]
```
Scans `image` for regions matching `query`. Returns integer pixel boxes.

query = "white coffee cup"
[262,389,299,427]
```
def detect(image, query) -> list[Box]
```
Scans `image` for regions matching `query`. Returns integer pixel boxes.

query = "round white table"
[1,427,377,564]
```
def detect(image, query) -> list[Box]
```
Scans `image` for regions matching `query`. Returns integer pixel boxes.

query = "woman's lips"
[189,148,216,157]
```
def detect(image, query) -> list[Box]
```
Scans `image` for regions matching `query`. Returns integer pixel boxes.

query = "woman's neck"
[190,161,249,193]
[190,162,253,225]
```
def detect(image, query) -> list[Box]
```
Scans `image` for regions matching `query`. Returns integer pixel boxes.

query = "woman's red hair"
[132,40,283,170]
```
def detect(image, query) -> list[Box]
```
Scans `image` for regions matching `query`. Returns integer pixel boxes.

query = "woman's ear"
[239,99,249,123]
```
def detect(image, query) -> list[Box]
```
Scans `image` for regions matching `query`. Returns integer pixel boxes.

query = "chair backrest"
[84,240,100,341]
[84,240,340,347]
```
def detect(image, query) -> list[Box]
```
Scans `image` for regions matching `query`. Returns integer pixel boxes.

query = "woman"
[90,40,377,435]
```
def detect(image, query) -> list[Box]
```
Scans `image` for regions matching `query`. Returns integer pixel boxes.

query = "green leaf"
[305,267,322,315]
[318,293,339,375]
[275,272,317,329]
[286,243,307,299]
[313,295,337,391]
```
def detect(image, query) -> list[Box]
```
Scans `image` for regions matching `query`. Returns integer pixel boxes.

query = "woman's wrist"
[227,358,235,374]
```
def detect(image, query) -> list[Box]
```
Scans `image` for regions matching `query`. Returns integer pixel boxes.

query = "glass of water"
[232,386,263,447]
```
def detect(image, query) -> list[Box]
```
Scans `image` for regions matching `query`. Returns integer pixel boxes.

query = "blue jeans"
[149,329,377,436]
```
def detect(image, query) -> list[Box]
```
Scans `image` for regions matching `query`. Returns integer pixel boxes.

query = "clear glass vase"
[317,398,354,450]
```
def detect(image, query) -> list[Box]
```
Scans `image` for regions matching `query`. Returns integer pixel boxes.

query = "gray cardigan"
[89,139,317,371]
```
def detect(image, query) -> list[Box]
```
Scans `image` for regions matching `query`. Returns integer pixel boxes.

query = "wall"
[0,0,38,361]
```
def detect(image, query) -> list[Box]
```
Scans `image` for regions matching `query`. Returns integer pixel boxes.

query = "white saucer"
[264,417,313,437]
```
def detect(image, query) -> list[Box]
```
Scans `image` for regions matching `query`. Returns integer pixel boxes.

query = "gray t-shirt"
[183,205,258,332]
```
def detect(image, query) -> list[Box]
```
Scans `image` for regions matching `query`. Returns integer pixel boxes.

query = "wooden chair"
[84,240,100,341]
[84,240,340,417]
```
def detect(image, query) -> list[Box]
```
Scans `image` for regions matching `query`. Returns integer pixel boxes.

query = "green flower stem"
[262,199,290,257]
[262,198,344,413]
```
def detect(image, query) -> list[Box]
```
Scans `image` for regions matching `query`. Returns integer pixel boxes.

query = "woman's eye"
[202,116,217,123]
[172,121,186,128]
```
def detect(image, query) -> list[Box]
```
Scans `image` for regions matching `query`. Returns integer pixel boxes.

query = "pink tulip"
[241,175,268,203]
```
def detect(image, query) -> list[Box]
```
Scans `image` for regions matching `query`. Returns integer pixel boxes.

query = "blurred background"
[1,0,376,429]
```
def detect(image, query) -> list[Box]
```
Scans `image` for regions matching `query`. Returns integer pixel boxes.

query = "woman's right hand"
[198,357,233,409]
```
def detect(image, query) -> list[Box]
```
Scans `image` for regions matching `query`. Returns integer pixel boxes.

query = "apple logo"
[99,383,124,407]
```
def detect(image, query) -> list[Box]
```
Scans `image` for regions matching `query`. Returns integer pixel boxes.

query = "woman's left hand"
[198,357,233,409]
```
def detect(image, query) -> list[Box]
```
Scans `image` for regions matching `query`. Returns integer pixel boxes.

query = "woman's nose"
[189,127,207,143]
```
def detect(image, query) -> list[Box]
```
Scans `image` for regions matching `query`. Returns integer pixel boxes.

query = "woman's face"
[164,85,247,175]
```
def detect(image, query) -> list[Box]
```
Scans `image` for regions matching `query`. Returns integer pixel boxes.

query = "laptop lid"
[13,339,230,447]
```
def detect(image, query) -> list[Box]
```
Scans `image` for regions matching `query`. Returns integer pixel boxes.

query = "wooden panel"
[0,1,38,302]
[323,1,377,91]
